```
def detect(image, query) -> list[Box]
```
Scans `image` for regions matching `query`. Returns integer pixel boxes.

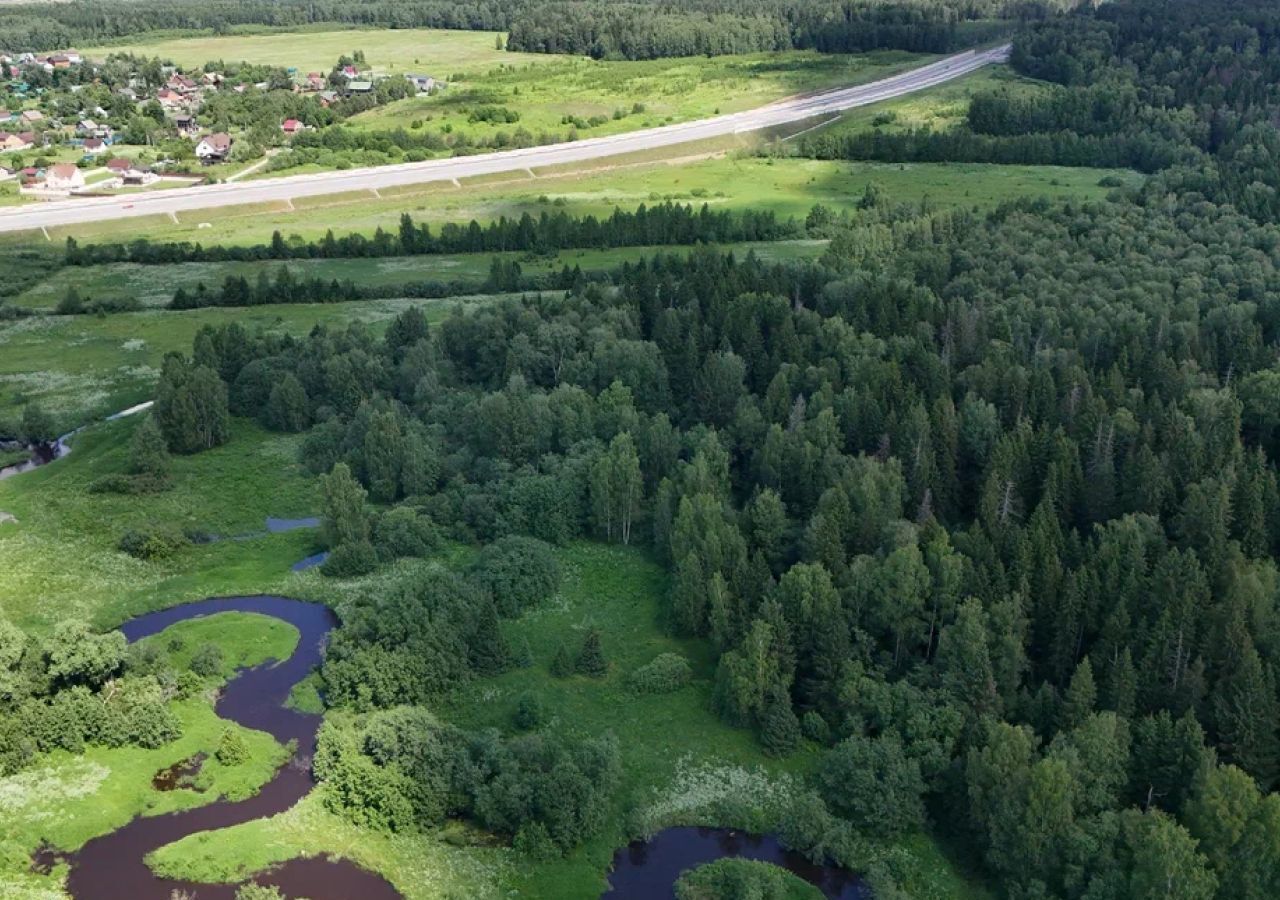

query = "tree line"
[64,203,796,267]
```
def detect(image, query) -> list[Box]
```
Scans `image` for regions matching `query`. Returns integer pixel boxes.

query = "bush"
[216,727,250,765]
[675,858,823,900]
[575,629,607,677]
[549,641,575,678]
[513,691,545,730]
[236,884,285,900]
[471,536,561,616]
[818,734,925,835]
[513,820,560,860]
[321,540,378,577]
[801,711,831,745]
[117,527,190,561]
[627,653,691,694]
[190,642,223,678]
[373,507,440,561]
[88,472,170,495]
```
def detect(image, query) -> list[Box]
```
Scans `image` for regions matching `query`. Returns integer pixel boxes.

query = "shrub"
[627,653,691,694]
[801,711,831,745]
[236,885,284,900]
[575,629,607,677]
[513,691,545,730]
[190,642,223,678]
[513,821,559,860]
[216,727,250,765]
[549,641,575,678]
[471,536,561,616]
[373,507,440,561]
[675,858,822,900]
[117,527,190,561]
[818,734,924,834]
[321,540,378,577]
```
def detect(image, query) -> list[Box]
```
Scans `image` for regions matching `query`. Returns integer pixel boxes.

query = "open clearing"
[14,156,1138,249]
[80,28,553,77]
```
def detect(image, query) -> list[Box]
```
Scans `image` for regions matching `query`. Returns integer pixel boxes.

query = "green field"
[11,155,1141,250]
[12,241,823,312]
[814,64,1047,136]
[345,49,930,142]
[81,28,554,78]
[0,294,509,431]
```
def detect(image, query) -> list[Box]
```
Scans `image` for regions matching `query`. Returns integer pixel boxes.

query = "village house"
[202,72,221,88]
[174,114,198,137]
[44,162,84,190]
[341,65,359,79]
[318,90,339,107]
[346,80,373,95]
[77,118,112,139]
[167,73,199,94]
[304,72,326,92]
[81,137,107,156]
[157,89,186,109]
[195,131,233,162]
[0,131,32,151]
[406,74,437,94]
[106,156,157,186]
[281,118,304,136]
[20,109,43,124]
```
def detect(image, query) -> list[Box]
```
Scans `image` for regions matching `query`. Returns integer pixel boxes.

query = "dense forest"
[0,0,1053,57]
[10,0,1280,896]
[801,0,1280,227]
[140,161,1280,895]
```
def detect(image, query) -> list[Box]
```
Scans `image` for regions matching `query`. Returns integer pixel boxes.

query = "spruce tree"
[575,629,607,677]
[129,416,171,480]
[469,601,510,676]
[550,641,575,678]
[1062,656,1097,732]
[759,687,800,757]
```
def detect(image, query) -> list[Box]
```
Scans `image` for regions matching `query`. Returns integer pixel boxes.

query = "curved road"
[1,45,1008,235]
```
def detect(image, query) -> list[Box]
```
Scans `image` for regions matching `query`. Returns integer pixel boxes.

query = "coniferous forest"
[5,0,1280,897]
[134,1,1280,888]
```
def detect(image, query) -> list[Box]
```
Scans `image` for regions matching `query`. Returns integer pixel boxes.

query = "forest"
[128,145,1280,896]
[0,0,1054,57]
[7,0,1280,897]
[799,0,1280,228]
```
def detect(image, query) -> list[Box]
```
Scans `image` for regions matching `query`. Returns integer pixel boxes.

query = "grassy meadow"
[81,28,553,78]
[0,293,512,431]
[7,155,1141,250]
[346,49,931,141]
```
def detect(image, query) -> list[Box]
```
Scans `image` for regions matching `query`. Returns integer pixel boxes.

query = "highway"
[0,44,1010,235]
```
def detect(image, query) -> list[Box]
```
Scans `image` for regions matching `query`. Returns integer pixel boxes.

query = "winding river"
[4,404,867,898]
[64,596,401,900]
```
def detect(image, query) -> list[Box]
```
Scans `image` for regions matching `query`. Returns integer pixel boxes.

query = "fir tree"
[758,687,800,757]
[575,629,607,677]
[550,641,575,678]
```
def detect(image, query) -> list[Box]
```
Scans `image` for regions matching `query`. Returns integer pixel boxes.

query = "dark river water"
[603,826,870,899]
[62,595,401,900]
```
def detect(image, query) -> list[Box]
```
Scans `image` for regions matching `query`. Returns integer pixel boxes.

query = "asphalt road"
[0,45,1010,235]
